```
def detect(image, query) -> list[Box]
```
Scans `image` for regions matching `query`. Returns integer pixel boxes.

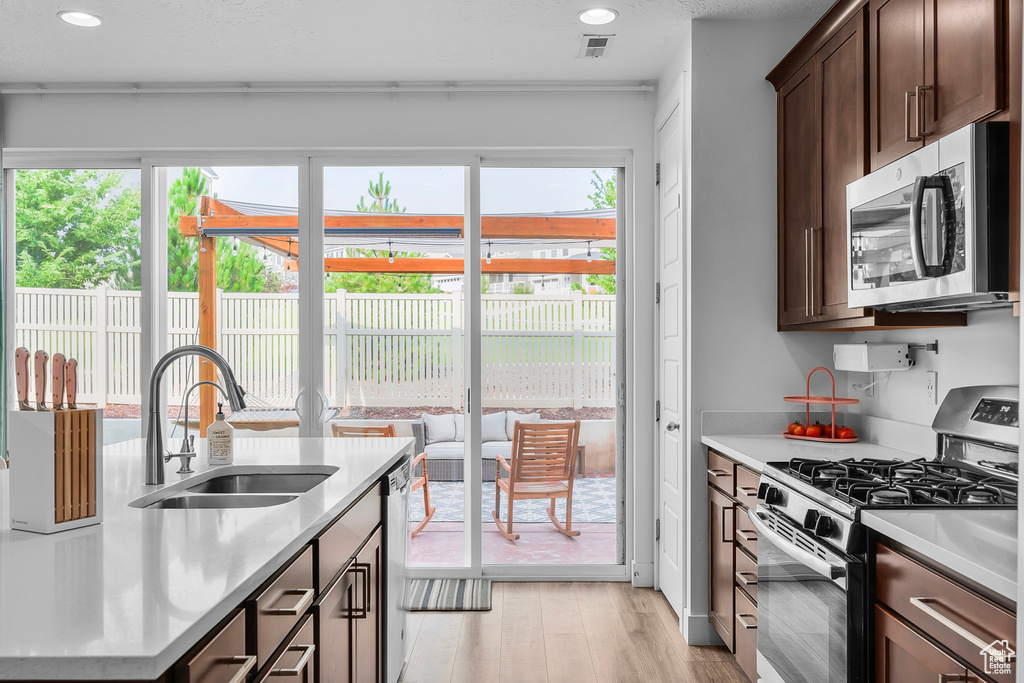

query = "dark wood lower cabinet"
[708,484,735,651]
[875,604,981,682]
[316,563,358,683]
[255,615,316,683]
[734,587,758,682]
[353,529,382,683]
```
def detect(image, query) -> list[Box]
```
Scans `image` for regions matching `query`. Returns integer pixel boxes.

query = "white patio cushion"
[482,442,513,460]
[423,442,467,459]
[422,413,457,445]
[455,413,465,442]
[505,411,541,440]
[482,412,507,442]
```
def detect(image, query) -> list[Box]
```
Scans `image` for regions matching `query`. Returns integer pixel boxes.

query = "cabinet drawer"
[735,466,760,507]
[876,543,1015,682]
[734,586,758,683]
[735,545,758,604]
[249,545,315,670]
[317,482,381,592]
[707,450,735,494]
[254,615,316,683]
[734,506,758,557]
[176,608,254,683]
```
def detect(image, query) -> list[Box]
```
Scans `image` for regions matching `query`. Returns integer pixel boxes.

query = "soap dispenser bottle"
[207,402,234,465]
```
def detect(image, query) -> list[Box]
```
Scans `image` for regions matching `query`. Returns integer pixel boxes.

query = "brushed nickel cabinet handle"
[916,85,931,138]
[736,529,758,542]
[723,506,733,544]
[736,613,757,630]
[735,571,758,586]
[270,644,315,676]
[937,675,969,682]
[225,655,257,683]
[804,227,811,317]
[707,469,730,478]
[737,486,758,496]
[909,597,991,651]
[905,91,923,142]
[265,588,315,616]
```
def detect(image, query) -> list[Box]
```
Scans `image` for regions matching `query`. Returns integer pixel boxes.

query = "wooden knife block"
[8,409,104,534]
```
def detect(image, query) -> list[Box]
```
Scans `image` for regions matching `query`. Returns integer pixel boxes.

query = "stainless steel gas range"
[752,385,1019,683]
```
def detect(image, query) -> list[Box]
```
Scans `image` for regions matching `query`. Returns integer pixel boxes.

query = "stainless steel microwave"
[846,123,1009,312]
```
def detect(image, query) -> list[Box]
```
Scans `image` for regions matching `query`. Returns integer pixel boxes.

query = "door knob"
[666,422,680,432]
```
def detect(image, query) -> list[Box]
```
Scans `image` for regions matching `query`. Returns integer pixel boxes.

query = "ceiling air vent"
[578,34,615,59]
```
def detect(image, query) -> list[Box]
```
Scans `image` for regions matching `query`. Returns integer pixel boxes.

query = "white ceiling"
[0,0,832,85]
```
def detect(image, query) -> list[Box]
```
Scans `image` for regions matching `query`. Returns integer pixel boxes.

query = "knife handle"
[52,353,66,410]
[34,350,49,410]
[66,358,78,409]
[15,347,30,408]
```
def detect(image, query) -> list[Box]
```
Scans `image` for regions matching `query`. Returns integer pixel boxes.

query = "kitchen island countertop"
[0,436,411,680]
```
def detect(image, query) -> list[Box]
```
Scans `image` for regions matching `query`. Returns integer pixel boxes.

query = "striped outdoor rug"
[407,578,492,611]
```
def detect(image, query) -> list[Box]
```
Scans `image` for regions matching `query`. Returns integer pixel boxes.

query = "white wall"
[0,89,658,578]
[847,310,1019,426]
[659,16,839,644]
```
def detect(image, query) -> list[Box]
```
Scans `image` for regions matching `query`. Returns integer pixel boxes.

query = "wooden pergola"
[178,196,616,433]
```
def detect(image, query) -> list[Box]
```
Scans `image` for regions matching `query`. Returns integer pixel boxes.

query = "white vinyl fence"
[16,288,616,409]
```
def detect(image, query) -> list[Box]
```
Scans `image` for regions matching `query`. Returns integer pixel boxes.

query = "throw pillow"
[506,411,541,440]
[481,412,508,442]
[422,413,457,444]
[455,414,465,442]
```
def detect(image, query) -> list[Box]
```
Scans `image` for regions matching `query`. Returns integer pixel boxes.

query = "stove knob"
[814,515,835,538]
[763,486,783,506]
[803,510,820,531]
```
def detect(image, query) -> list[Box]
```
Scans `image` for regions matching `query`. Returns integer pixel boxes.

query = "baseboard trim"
[682,609,723,646]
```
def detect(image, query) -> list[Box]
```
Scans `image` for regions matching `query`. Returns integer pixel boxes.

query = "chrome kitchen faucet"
[145,345,246,485]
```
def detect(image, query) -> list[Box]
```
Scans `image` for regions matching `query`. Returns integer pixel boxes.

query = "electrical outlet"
[925,371,937,404]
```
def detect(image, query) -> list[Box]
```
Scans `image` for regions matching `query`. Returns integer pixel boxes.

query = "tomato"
[792,424,806,437]
[838,427,856,440]
[806,424,822,438]
[822,424,834,439]
[787,421,802,435]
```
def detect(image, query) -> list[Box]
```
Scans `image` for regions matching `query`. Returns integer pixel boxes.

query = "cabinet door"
[870,0,926,168]
[353,528,382,683]
[316,564,357,683]
[875,604,971,683]
[708,486,735,651]
[734,587,758,683]
[924,0,1004,137]
[817,10,870,322]
[778,59,820,327]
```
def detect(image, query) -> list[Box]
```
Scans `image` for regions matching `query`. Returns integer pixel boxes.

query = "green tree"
[166,167,275,293]
[15,169,142,289]
[324,173,439,294]
[584,170,616,295]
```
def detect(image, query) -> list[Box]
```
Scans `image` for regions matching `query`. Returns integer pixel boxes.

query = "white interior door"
[657,105,685,615]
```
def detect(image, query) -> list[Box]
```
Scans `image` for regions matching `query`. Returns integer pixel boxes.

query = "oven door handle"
[746,508,846,582]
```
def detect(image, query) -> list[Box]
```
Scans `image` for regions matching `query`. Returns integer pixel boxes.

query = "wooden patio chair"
[492,420,581,541]
[331,423,436,537]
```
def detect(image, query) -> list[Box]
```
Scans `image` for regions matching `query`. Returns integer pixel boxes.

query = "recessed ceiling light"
[578,8,618,25]
[58,11,103,28]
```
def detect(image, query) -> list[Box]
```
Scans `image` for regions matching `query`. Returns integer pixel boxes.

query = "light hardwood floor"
[400,582,748,683]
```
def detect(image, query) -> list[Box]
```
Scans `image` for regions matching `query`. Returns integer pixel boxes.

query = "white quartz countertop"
[862,509,1018,602]
[700,434,921,472]
[0,436,412,680]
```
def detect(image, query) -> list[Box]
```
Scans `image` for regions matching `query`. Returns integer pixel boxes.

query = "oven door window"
[850,163,966,292]
[757,518,850,682]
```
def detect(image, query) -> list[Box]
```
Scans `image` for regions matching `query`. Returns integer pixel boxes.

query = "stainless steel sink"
[129,465,340,509]
[187,472,332,495]
[145,494,298,509]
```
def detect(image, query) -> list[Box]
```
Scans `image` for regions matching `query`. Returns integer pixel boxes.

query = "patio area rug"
[409,478,617,523]
[407,578,492,611]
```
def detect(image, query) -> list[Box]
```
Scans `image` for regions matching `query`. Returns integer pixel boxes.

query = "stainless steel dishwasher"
[383,454,412,683]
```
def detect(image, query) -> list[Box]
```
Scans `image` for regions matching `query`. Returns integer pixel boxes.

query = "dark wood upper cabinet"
[777,59,820,327]
[870,0,927,167]
[870,0,1004,169]
[818,11,870,322]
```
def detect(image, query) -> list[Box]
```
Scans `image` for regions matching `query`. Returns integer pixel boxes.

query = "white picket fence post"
[94,287,108,409]
[572,289,584,410]
[450,291,462,410]
[335,290,348,408]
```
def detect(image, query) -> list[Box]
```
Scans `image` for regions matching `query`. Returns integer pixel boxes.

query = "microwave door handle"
[936,175,957,276]
[746,508,846,583]
[910,175,928,279]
